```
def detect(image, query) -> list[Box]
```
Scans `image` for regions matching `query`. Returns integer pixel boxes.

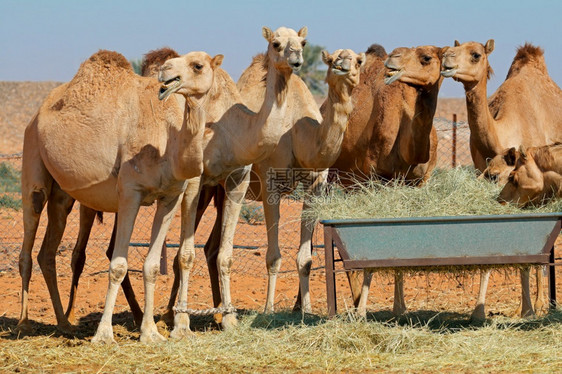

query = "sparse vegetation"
[239,202,265,225]
[0,162,21,210]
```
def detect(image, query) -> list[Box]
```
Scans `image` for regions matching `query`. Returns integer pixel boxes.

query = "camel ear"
[211,54,224,68]
[321,50,332,66]
[358,52,366,67]
[485,39,495,54]
[262,27,274,42]
[454,40,461,47]
[298,26,308,38]
[505,147,518,166]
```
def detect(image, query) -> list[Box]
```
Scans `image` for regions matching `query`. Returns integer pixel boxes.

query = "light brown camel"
[64,47,181,328]
[232,47,365,313]
[441,40,562,320]
[498,143,562,206]
[158,26,310,332]
[18,49,216,344]
[329,44,443,317]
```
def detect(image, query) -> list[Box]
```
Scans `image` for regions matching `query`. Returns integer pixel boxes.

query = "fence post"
[160,240,168,275]
[452,113,457,168]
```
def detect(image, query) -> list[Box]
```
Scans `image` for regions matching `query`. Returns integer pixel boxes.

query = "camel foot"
[56,320,77,335]
[159,309,175,328]
[91,324,116,345]
[392,305,407,317]
[14,319,33,337]
[534,299,547,317]
[140,324,167,344]
[263,305,274,314]
[221,313,238,331]
[170,313,191,340]
[356,308,367,320]
[520,307,536,319]
[470,304,486,323]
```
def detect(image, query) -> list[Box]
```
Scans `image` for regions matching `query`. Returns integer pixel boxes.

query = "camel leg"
[140,193,184,343]
[295,172,326,314]
[216,168,251,329]
[470,269,491,322]
[533,266,547,316]
[37,183,75,333]
[392,271,407,316]
[103,214,143,327]
[65,205,97,325]
[92,191,142,345]
[17,118,53,334]
[204,186,225,309]
[347,271,364,308]
[356,270,373,319]
[160,185,216,327]
[519,267,535,318]
[170,178,201,339]
[262,187,281,314]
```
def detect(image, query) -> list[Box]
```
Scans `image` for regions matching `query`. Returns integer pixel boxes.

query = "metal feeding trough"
[321,213,562,316]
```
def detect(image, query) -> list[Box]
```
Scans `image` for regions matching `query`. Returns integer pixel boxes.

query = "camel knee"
[266,251,282,273]
[31,190,47,214]
[296,256,312,278]
[108,259,128,283]
[143,261,160,284]
[217,252,233,276]
[177,249,195,271]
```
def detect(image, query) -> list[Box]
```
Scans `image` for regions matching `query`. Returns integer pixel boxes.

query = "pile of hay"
[307,167,562,221]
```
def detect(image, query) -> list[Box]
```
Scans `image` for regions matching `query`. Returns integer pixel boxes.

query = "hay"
[1,311,562,373]
[307,167,562,221]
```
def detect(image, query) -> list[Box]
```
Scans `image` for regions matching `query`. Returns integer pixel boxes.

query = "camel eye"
[508,173,517,185]
[301,40,307,47]
[471,52,481,61]
[193,63,203,71]
[272,41,281,50]
[421,55,432,64]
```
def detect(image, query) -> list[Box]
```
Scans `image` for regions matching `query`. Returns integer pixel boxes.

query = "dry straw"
[306,167,562,221]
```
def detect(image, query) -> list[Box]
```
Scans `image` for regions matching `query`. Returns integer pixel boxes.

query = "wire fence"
[0,116,471,280]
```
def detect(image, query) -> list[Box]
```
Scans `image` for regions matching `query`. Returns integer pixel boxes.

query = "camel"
[18,49,217,344]
[156,26,311,332]
[63,47,181,328]
[498,143,562,206]
[479,147,520,185]
[224,47,365,314]
[441,40,562,320]
[328,44,443,317]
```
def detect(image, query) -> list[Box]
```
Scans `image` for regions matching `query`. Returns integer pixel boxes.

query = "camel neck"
[173,100,205,180]
[292,80,354,169]
[464,79,502,161]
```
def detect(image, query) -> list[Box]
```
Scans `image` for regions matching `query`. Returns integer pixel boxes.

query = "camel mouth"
[441,68,457,78]
[158,77,181,100]
[331,65,350,76]
[384,69,403,85]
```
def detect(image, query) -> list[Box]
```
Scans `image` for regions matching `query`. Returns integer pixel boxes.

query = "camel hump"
[365,44,387,58]
[507,43,546,77]
[141,47,179,76]
[87,50,132,71]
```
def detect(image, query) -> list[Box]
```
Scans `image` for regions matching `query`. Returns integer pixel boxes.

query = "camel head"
[262,26,307,73]
[158,51,223,100]
[384,46,443,87]
[441,40,495,85]
[322,49,365,88]
[497,146,544,207]
[141,47,180,78]
[479,147,519,185]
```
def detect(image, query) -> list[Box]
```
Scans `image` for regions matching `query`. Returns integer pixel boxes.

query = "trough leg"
[324,227,337,317]
[549,245,557,310]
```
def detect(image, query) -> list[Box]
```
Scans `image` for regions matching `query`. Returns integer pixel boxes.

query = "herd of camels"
[14,26,562,344]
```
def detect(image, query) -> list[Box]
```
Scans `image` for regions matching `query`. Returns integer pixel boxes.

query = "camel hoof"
[140,329,167,343]
[356,309,367,320]
[14,320,33,337]
[91,325,116,345]
[534,301,547,317]
[470,304,486,323]
[169,313,191,340]
[221,313,238,330]
[520,308,536,319]
[56,321,77,335]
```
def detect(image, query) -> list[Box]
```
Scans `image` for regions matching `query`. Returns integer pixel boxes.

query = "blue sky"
[1,0,560,97]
